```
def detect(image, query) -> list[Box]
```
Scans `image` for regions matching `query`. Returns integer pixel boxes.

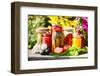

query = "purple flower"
[82,17,88,32]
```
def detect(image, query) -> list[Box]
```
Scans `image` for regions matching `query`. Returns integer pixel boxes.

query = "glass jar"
[52,26,65,53]
[32,31,42,54]
[72,34,81,48]
[80,35,85,48]
[63,28,73,46]
[32,27,50,54]
[42,32,51,48]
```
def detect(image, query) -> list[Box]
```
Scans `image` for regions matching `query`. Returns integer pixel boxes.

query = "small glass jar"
[80,35,85,48]
[72,34,81,48]
[42,32,51,48]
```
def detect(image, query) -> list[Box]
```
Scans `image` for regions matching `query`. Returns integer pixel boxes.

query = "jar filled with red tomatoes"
[42,32,51,49]
[63,28,73,46]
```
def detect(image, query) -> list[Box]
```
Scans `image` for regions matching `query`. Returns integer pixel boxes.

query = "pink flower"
[82,17,88,32]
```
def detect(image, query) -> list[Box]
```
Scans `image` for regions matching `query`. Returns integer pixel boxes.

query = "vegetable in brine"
[54,47,64,54]
[52,25,65,53]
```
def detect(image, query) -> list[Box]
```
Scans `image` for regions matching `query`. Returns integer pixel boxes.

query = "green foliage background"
[28,15,51,49]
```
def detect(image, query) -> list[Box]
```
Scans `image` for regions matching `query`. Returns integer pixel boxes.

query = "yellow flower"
[48,16,59,25]
[70,20,78,27]
[48,16,79,28]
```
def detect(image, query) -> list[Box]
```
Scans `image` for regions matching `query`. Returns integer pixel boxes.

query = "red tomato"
[63,45,70,51]
[54,47,64,54]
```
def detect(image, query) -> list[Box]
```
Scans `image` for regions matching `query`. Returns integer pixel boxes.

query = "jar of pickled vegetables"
[52,25,65,53]
[63,28,73,46]
[42,32,51,48]
[32,28,43,54]
[80,35,85,48]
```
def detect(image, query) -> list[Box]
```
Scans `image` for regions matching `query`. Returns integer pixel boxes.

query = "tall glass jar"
[32,28,43,54]
[32,28,50,54]
[52,26,65,53]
